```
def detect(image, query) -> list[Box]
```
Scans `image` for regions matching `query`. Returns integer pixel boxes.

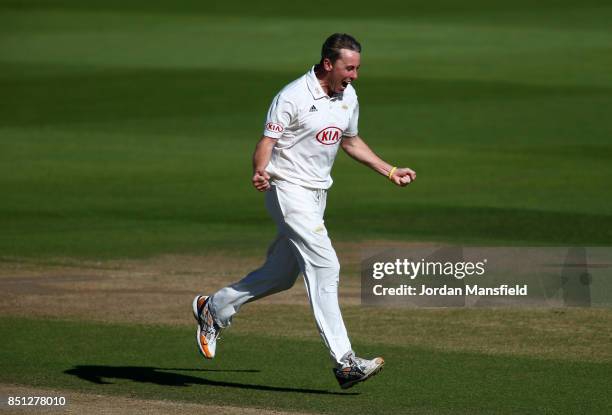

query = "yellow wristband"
[388,166,397,179]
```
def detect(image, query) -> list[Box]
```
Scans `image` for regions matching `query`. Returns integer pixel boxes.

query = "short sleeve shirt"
[262,66,359,189]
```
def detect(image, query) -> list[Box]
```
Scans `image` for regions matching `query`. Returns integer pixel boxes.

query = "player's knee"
[327,258,340,276]
[320,278,339,294]
[317,262,340,290]
[277,276,297,291]
[272,267,300,291]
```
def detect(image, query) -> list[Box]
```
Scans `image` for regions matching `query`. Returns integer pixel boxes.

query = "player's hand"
[390,167,416,187]
[252,170,271,192]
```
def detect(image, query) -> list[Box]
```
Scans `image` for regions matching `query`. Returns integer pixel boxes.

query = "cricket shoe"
[192,295,222,359]
[333,351,385,389]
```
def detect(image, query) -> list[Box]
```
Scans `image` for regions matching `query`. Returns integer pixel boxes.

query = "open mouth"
[341,80,350,89]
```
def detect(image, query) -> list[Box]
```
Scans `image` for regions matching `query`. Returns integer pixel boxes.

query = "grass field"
[2,316,611,414]
[1,0,612,413]
[2,0,612,258]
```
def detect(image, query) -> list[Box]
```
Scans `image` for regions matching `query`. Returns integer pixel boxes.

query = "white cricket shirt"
[262,66,359,189]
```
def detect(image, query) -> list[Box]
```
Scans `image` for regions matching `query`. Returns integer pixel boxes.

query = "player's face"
[327,49,361,94]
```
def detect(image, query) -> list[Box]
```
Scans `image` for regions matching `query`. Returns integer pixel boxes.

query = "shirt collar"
[306,66,329,100]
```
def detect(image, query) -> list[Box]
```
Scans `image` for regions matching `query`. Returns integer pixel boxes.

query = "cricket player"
[193,33,416,389]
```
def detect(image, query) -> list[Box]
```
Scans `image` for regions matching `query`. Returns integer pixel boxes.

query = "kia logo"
[265,122,284,133]
[316,126,342,145]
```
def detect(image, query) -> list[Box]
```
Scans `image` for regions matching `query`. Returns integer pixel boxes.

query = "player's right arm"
[251,136,276,192]
[253,90,295,191]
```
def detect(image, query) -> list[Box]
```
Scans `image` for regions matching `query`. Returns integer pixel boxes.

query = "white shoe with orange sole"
[192,295,222,359]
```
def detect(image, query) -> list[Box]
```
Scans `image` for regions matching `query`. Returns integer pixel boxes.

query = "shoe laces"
[208,325,222,341]
[204,318,222,341]
[343,353,359,368]
[201,308,222,341]
[345,353,370,371]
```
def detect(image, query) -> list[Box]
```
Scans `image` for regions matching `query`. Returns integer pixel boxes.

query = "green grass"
[1,0,612,258]
[1,4,611,413]
[1,316,610,414]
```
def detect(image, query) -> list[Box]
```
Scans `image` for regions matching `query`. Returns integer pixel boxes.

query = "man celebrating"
[193,33,416,389]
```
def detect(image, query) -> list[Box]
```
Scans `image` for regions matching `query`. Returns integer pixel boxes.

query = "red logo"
[265,122,284,133]
[316,126,342,145]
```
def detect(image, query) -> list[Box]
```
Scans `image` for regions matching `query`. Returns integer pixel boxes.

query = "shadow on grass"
[64,365,356,396]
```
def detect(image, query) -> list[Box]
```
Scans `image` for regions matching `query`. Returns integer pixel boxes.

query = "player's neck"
[314,64,332,96]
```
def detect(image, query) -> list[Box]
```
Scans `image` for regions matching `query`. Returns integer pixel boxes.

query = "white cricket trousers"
[210,180,352,365]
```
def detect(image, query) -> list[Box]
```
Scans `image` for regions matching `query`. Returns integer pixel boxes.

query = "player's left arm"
[341,135,416,187]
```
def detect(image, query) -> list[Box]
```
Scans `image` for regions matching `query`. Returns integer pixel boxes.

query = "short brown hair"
[320,33,361,64]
